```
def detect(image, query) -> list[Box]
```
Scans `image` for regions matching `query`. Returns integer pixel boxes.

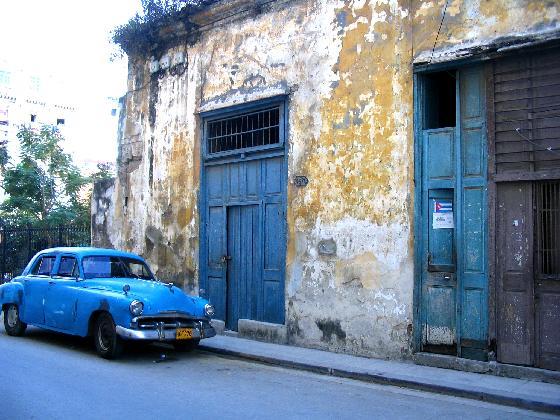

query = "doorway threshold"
[414,352,560,385]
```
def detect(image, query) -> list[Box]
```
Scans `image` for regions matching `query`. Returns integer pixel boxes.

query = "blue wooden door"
[421,129,457,350]
[418,66,488,359]
[227,205,260,328]
[202,155,286,330]
[457,67,488,359]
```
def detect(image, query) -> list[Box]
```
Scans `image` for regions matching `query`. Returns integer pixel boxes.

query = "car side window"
[125,260,153,280]
[31,256,56,276]
[58,257,78,278]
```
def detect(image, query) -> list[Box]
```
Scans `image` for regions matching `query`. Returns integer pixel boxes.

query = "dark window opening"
[536,181,560,279]
[56,118,65,125]
[30,114,36,122]
[424,71,456,129]
[207,107,280,154]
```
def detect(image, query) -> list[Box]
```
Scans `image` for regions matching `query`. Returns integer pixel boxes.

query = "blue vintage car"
[0,247,216,358]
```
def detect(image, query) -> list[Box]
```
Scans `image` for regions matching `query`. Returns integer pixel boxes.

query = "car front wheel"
[94,312,123,359]
[3,304,27,336]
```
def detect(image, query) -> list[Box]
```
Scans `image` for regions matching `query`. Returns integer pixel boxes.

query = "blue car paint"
[0,247,213,338]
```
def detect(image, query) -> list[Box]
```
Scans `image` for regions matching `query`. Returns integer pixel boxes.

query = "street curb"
[199,344,560,415]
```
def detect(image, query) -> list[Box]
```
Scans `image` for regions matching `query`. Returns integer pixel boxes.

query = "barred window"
[207,107,280,154]
[536,181,560,278]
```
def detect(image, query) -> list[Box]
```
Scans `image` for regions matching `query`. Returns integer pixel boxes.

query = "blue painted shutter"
[206,165,227,321]
[422,128,457,347]
[458,67,488,356]
[262,157,285,324]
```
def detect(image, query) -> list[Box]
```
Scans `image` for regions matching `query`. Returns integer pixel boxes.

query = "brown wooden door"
[496,182,534,366]
[534,181,560,371]
[496,181,560,371]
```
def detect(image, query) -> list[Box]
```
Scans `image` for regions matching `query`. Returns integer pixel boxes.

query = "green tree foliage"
[0,125,91,227]
[112,0,217,55]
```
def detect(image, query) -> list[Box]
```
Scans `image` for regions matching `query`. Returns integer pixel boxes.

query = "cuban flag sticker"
[433,201,454,229]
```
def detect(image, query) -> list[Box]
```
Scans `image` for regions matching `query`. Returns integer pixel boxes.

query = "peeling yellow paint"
[413,0,560,62]
[291,0,412,232]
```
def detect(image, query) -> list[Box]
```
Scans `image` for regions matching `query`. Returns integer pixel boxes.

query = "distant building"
[0,60,120,176]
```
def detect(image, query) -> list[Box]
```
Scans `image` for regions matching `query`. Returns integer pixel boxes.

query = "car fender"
[0,280,25,308]
[73,288,134,336]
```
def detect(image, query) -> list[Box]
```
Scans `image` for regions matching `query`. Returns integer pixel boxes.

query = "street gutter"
[199,342,560,415]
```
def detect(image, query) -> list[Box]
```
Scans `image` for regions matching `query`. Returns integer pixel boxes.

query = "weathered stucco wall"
[93,0,559,359]
[413,0,560,63]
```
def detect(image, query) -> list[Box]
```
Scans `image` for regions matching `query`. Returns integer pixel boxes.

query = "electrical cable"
[429,0,450,64]
[515,127,560,157]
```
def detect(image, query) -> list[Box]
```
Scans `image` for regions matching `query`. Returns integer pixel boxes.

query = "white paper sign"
[433,201,454,229]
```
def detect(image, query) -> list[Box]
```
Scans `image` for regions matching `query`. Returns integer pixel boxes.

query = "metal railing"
[0,224,90,282]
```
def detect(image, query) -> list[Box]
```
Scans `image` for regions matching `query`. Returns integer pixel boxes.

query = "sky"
[1,0,141,98]
[0,0,142,169]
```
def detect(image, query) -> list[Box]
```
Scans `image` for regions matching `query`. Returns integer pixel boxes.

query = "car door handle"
[48,281,56,285]
[221,255,232,264]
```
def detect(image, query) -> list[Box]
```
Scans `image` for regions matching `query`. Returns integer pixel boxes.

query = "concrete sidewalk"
[199,335,560,415]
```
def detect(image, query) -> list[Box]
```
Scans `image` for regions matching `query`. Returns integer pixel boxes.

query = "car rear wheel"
[94,312,123,359]
[173,339,200,352]
[3,304,27,336]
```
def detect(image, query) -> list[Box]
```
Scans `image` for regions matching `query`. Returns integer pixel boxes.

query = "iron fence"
[0,225,90,282]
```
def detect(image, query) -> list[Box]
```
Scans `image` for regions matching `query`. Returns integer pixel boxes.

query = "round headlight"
[204,304,215,318]
[129,300,144,316]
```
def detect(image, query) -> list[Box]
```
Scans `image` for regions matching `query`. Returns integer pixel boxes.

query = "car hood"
[84,278,205,317]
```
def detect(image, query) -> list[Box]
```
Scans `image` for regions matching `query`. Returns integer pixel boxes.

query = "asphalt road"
[0,323,555,420]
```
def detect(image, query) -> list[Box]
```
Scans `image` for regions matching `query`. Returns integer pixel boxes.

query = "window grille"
[207,106,280,154]
[536,181,560,278]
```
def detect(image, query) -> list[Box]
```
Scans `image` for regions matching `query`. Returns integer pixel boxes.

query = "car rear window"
[58,257,79,277]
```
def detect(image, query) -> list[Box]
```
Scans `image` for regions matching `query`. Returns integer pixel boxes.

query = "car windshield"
[82,256,155,280]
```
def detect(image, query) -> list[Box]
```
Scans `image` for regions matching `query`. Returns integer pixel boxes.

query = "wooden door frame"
[413,63,491,355]
[198,96,290,326]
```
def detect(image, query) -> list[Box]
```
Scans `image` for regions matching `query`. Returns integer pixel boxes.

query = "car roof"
[36,247,146,260]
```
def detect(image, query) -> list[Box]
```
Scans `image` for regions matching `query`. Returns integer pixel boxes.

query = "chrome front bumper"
[116,321,216,341]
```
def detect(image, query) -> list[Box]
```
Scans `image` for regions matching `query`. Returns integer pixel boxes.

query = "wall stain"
[316,318,347,342]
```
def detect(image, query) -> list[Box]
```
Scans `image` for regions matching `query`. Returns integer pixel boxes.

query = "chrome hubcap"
[97,322,111,351]
[6,306,18,328]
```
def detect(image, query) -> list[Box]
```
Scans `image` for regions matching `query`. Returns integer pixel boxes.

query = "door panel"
[535,181,560,370]
[422,189,456,348]
[537,293,560,370]
[459,67,488,358]
[424,283,456,346]
[22,277,50,325]
[44,278,78,330]
[427,130,455,181]
[263,201,284,323]
[496,182,534,365]
[207,205,226,322]
[227,205,260,329]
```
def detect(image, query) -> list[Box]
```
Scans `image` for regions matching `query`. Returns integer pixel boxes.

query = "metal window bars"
[535,181,560,278]
[207,107,280,154]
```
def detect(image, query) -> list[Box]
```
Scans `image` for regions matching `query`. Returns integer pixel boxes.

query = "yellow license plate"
[176,328,194,340]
